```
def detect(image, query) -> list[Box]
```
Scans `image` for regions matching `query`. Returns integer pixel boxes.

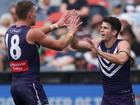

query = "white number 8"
[10,35,21,60]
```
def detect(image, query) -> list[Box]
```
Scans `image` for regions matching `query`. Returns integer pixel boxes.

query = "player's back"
[97,39,132,95]
[5,25,40,86]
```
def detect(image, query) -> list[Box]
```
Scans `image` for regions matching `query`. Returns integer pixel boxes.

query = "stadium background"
[0,0,140,105]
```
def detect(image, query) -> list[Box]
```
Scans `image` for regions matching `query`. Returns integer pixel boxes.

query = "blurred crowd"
[0,0,140,72]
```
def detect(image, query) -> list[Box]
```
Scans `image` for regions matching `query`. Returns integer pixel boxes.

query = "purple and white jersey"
[97,39,132,95]
[5,25,40,85]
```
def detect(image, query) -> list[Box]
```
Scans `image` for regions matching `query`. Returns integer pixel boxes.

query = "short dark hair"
[102,16,122,37]
[16,0,35,20]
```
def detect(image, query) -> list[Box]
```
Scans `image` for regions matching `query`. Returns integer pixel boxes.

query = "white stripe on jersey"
[99,62,123,78]
[98,46,123,78]
[98,46,118,64]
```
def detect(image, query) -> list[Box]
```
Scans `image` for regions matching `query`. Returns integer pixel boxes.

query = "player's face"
[100,22,113,41]
[28,6,36,26]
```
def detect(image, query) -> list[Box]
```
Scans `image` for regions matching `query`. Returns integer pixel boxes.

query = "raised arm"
[91,40,130,65]
[37,10,75,34]
[26,14,81,51]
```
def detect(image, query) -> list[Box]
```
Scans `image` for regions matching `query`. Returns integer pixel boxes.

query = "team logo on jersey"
[97,46,123,78]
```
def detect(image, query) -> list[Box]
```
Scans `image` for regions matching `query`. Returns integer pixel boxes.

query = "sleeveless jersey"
[97,39,132,95]
[5,25,40,85]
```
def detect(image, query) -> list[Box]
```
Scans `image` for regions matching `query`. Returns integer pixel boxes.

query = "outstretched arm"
[71,36,101,52]
[37,10,75,34]
[27,13,81,51]
[71,37,92,51]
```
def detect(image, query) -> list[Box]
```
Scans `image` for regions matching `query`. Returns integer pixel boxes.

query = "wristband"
[50,23,58,30]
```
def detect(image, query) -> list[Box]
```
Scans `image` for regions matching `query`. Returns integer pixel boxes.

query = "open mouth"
[101,34,105,39]
[101,34,105,37]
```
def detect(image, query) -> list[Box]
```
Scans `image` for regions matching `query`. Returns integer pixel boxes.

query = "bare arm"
[94,40,130,65]
[37,10,75,34]
[37,23,58,34]
[71,36,101,51]
[71,36,92,51]
[27,14,81,51]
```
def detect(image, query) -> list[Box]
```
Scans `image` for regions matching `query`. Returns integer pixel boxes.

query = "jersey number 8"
[6,34,21,60]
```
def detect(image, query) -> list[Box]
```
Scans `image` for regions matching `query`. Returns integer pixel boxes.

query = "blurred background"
[0,0,140,105]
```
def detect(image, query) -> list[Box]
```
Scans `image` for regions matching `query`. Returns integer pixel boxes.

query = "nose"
[101,27,104,32]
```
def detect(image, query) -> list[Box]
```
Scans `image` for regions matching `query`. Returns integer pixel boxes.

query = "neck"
[16,20,30,27]
[104,38,117,48]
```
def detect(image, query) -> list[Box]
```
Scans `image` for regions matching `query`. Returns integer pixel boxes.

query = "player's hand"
[68,15,82,34]
[86,39,98,55]
[56,9,76,27]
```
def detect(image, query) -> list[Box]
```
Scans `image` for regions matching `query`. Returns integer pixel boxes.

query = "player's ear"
[112,30,117,37]
[27,12,32,19]
[29,14,32,19]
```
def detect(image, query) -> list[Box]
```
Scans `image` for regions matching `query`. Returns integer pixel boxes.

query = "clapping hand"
[85,38,99,56]
[56,9,77,27]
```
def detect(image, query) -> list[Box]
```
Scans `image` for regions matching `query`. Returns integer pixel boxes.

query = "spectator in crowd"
[74,52,89,71]
[90,13,103,39]
[62,0,89,26]
[36,0,60,20]
[87,0,109,17]
[84,51,99,71]
[36,0,51,20]
[0,13,12,72]
[111,4,123,18]
[120,25,140,67]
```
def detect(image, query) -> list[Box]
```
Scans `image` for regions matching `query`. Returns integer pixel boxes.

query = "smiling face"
[100,22,117,42]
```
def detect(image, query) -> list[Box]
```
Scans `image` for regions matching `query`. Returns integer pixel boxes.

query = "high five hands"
[56,9,82,34]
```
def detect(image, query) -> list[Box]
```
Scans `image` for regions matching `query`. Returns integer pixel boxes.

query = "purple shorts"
[101,92,136,105]
[11,82,49,105]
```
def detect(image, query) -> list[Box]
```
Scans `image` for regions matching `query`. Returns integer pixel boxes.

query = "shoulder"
[26,28,43,44]
[28,28,40,35]
[118,40,131,55]
[118,40,130,47]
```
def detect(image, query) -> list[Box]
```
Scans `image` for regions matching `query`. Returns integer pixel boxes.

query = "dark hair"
[122,25,136,39]
[102,16,122,37]
[16,0,35,20]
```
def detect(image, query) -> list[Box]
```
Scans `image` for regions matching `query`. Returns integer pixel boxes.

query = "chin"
[101,37,105,40]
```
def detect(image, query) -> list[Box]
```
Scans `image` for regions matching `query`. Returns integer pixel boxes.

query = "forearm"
[38,23,59,34]
[71,36,91,51]
[58,31,74,50]
[97,51,125,65]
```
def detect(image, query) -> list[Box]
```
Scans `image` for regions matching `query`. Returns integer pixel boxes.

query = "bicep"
[37,36,61,49]
[27,29,60,49]
[37,25,51,34]
[117,41,131,60]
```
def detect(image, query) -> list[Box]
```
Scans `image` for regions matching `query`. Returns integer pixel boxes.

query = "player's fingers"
[85,38,95,46]
[63,10,71,17]
[65,9,75,20]
[72,15,79,24]
[75,16,80,25]
[77,22,83,27]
